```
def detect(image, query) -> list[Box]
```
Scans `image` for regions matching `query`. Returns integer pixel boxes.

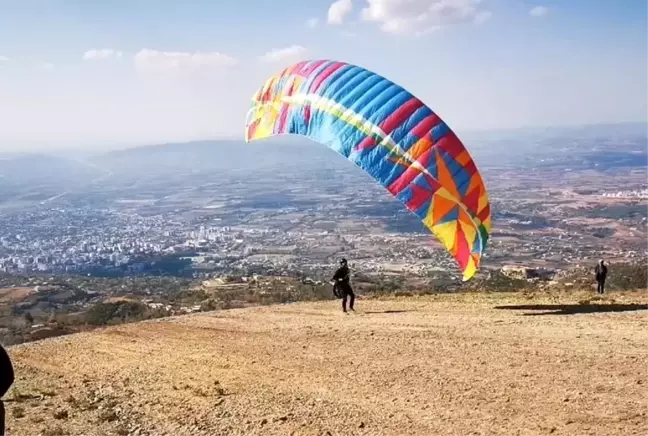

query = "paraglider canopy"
[245,60,492,281]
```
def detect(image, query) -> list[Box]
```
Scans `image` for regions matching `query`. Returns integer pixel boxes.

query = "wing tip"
[461,270,476,282]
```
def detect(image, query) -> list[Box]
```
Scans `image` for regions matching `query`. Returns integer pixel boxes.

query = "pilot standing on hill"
[333,258,355,313]
[595,259,608,294]
[0,343,14,436]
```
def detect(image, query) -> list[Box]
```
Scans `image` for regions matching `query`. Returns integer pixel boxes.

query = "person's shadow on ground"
[494,303,648,316]
[362,310,413,314]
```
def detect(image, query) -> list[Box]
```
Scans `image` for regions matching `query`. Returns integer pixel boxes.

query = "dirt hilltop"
[4,291,648,436]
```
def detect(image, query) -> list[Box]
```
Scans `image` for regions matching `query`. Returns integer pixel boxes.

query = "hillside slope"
[5,291,648,436]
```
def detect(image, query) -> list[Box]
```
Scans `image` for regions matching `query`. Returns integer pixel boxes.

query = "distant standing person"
[0,343,14,436]
[333,258,355,313]
[595,259,608,294]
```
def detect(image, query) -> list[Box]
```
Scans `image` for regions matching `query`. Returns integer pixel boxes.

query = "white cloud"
[0,56,10,62]
[474,10,492,24]
[259,45,308,63]
[529,6,548,17]
[133,49,238,75]
[328,0,353,25]
[360,0,491,35]
[306,17,319,28]
[83,49,124,60]
[42,62,54,70]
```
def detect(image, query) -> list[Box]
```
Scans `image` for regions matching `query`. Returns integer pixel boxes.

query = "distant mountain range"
[0,122,645,204]
[86,121,648,174]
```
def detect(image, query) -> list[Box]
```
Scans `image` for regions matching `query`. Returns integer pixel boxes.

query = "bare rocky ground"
[4,290,647,436]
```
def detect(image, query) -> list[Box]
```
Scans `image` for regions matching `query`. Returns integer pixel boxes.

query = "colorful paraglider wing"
[245,60,491,280]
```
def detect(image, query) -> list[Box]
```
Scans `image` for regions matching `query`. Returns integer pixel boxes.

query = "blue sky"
[0,0,646,151]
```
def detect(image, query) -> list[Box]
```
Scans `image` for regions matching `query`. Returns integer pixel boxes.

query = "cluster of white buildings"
[601,188,648,199]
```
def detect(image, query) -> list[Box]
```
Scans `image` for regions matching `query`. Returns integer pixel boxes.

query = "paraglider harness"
[332,280,343,298]
[331,261,351,299]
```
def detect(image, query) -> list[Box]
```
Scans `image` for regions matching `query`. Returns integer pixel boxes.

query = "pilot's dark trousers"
[341,285,355,312]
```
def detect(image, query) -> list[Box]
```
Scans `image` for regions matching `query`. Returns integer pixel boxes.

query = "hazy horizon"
[0,120,646,156]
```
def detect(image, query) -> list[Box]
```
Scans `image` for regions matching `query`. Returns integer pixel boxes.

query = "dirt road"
[4,291,648,436]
